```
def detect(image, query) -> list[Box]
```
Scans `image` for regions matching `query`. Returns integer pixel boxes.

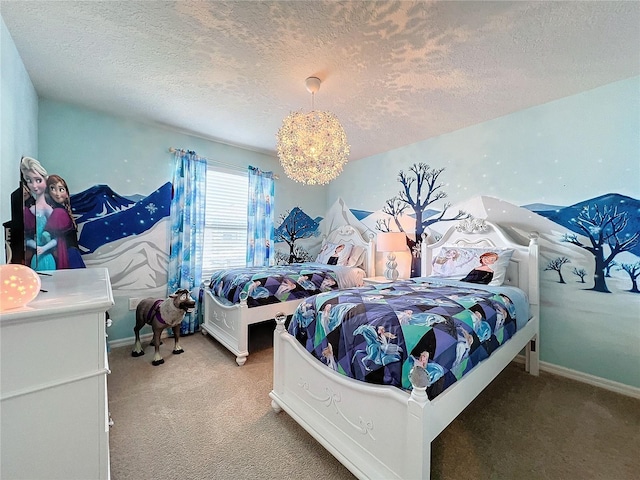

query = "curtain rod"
[168,147,278,179]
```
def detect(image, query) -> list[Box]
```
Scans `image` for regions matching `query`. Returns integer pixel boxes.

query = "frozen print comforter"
[288,278,529,400]
[208,263,360,308]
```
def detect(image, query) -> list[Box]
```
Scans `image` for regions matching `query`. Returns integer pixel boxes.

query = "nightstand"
[363,276,394,285]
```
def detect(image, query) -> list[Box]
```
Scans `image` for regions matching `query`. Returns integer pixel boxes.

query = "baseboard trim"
[108,331,171,349]
[514,355,640,399]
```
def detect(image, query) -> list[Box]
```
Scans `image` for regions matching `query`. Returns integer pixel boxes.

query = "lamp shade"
[0,264,41,312]
[376,232,406,252]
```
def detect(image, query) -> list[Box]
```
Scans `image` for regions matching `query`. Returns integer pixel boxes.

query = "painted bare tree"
[619,262,640,293]
[604,260,619,277]
[572,267,587,283]
[561,204,639,293]
[375,163,468,276]
[274,245,313,265]
[274,207,319,264]
[545,257,571,283]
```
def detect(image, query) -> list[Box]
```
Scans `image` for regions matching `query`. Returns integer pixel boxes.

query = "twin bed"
[268,219,540,479]
[201,225,375,365]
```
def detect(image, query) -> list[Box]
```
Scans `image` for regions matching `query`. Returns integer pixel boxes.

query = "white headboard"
[421,219,539,314]
[325,225,376,277]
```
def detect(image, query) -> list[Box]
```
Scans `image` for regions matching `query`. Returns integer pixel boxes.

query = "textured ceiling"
[2,1,639,161]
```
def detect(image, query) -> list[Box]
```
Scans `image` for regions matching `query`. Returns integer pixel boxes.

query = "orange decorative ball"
[0,264,42,311]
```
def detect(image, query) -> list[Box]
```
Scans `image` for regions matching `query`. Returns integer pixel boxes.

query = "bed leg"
[270,399,282,413]
[407,386,431,479]
[235,354,248,366]
[272,312,287,394]
[525,335,539,376]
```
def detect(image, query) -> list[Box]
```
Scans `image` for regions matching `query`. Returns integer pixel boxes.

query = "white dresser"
[0,268,114,480]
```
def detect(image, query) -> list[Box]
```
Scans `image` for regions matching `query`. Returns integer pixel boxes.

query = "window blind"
[200,164,248,282]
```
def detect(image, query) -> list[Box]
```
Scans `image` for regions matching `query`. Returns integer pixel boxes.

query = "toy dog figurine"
[131,289,196,366]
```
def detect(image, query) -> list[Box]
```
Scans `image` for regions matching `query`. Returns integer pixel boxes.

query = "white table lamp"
[377,232,406,281]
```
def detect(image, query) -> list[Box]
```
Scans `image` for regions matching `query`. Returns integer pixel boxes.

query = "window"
[199,164,248,281]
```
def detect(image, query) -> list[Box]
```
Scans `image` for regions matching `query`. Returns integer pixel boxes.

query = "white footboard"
[202,290,302,365]
[270,317,426,480]
[270,315,540,479]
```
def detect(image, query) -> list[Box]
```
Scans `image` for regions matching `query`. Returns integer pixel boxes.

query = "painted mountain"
[430,195,640,293]
[82,218,169,294]
[71,184,136,223]
[349,207,433,226]
[274,207,321,244]
[321,197,373,239]
[73,182,172,253]
[350,209,373,221]
[534,193,640,257]
[432,195,598,256]
[522,202,565,212]
[274,207,322,263]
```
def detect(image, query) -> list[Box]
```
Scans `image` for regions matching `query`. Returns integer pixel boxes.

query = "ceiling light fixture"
[276,76,350,185]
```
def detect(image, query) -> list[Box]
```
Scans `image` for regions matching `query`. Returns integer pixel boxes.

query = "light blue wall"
[37,99,325,225]
[329,77,639,209]
[37,99,325,342]
[329,77,640,389]
[0,17,38,263]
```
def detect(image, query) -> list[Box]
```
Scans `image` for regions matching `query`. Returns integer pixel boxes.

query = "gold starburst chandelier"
[276,77,350,185]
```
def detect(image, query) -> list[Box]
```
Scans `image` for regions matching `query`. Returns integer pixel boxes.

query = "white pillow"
[430,247,514,286]
[316,242,354,266]
[346,245,366,268]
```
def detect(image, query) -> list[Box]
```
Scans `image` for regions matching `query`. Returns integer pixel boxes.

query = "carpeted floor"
[107,321,640,480]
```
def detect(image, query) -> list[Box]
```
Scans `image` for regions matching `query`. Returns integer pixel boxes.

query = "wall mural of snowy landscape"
[70,182,171,301]
[68,170,638,388]
[274,193,639,296]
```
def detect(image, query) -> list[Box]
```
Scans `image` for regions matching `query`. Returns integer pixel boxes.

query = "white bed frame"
[201,225,376,366]
[269,219,540,479]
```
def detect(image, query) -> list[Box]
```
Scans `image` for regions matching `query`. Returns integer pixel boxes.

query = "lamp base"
[383,252,399,281]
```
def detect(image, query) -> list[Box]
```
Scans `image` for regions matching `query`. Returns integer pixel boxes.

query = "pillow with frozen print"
[429,246,514,286]
[316,242,354,266]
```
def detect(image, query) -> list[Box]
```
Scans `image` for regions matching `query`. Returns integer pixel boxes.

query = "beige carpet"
[107,321,640,480]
